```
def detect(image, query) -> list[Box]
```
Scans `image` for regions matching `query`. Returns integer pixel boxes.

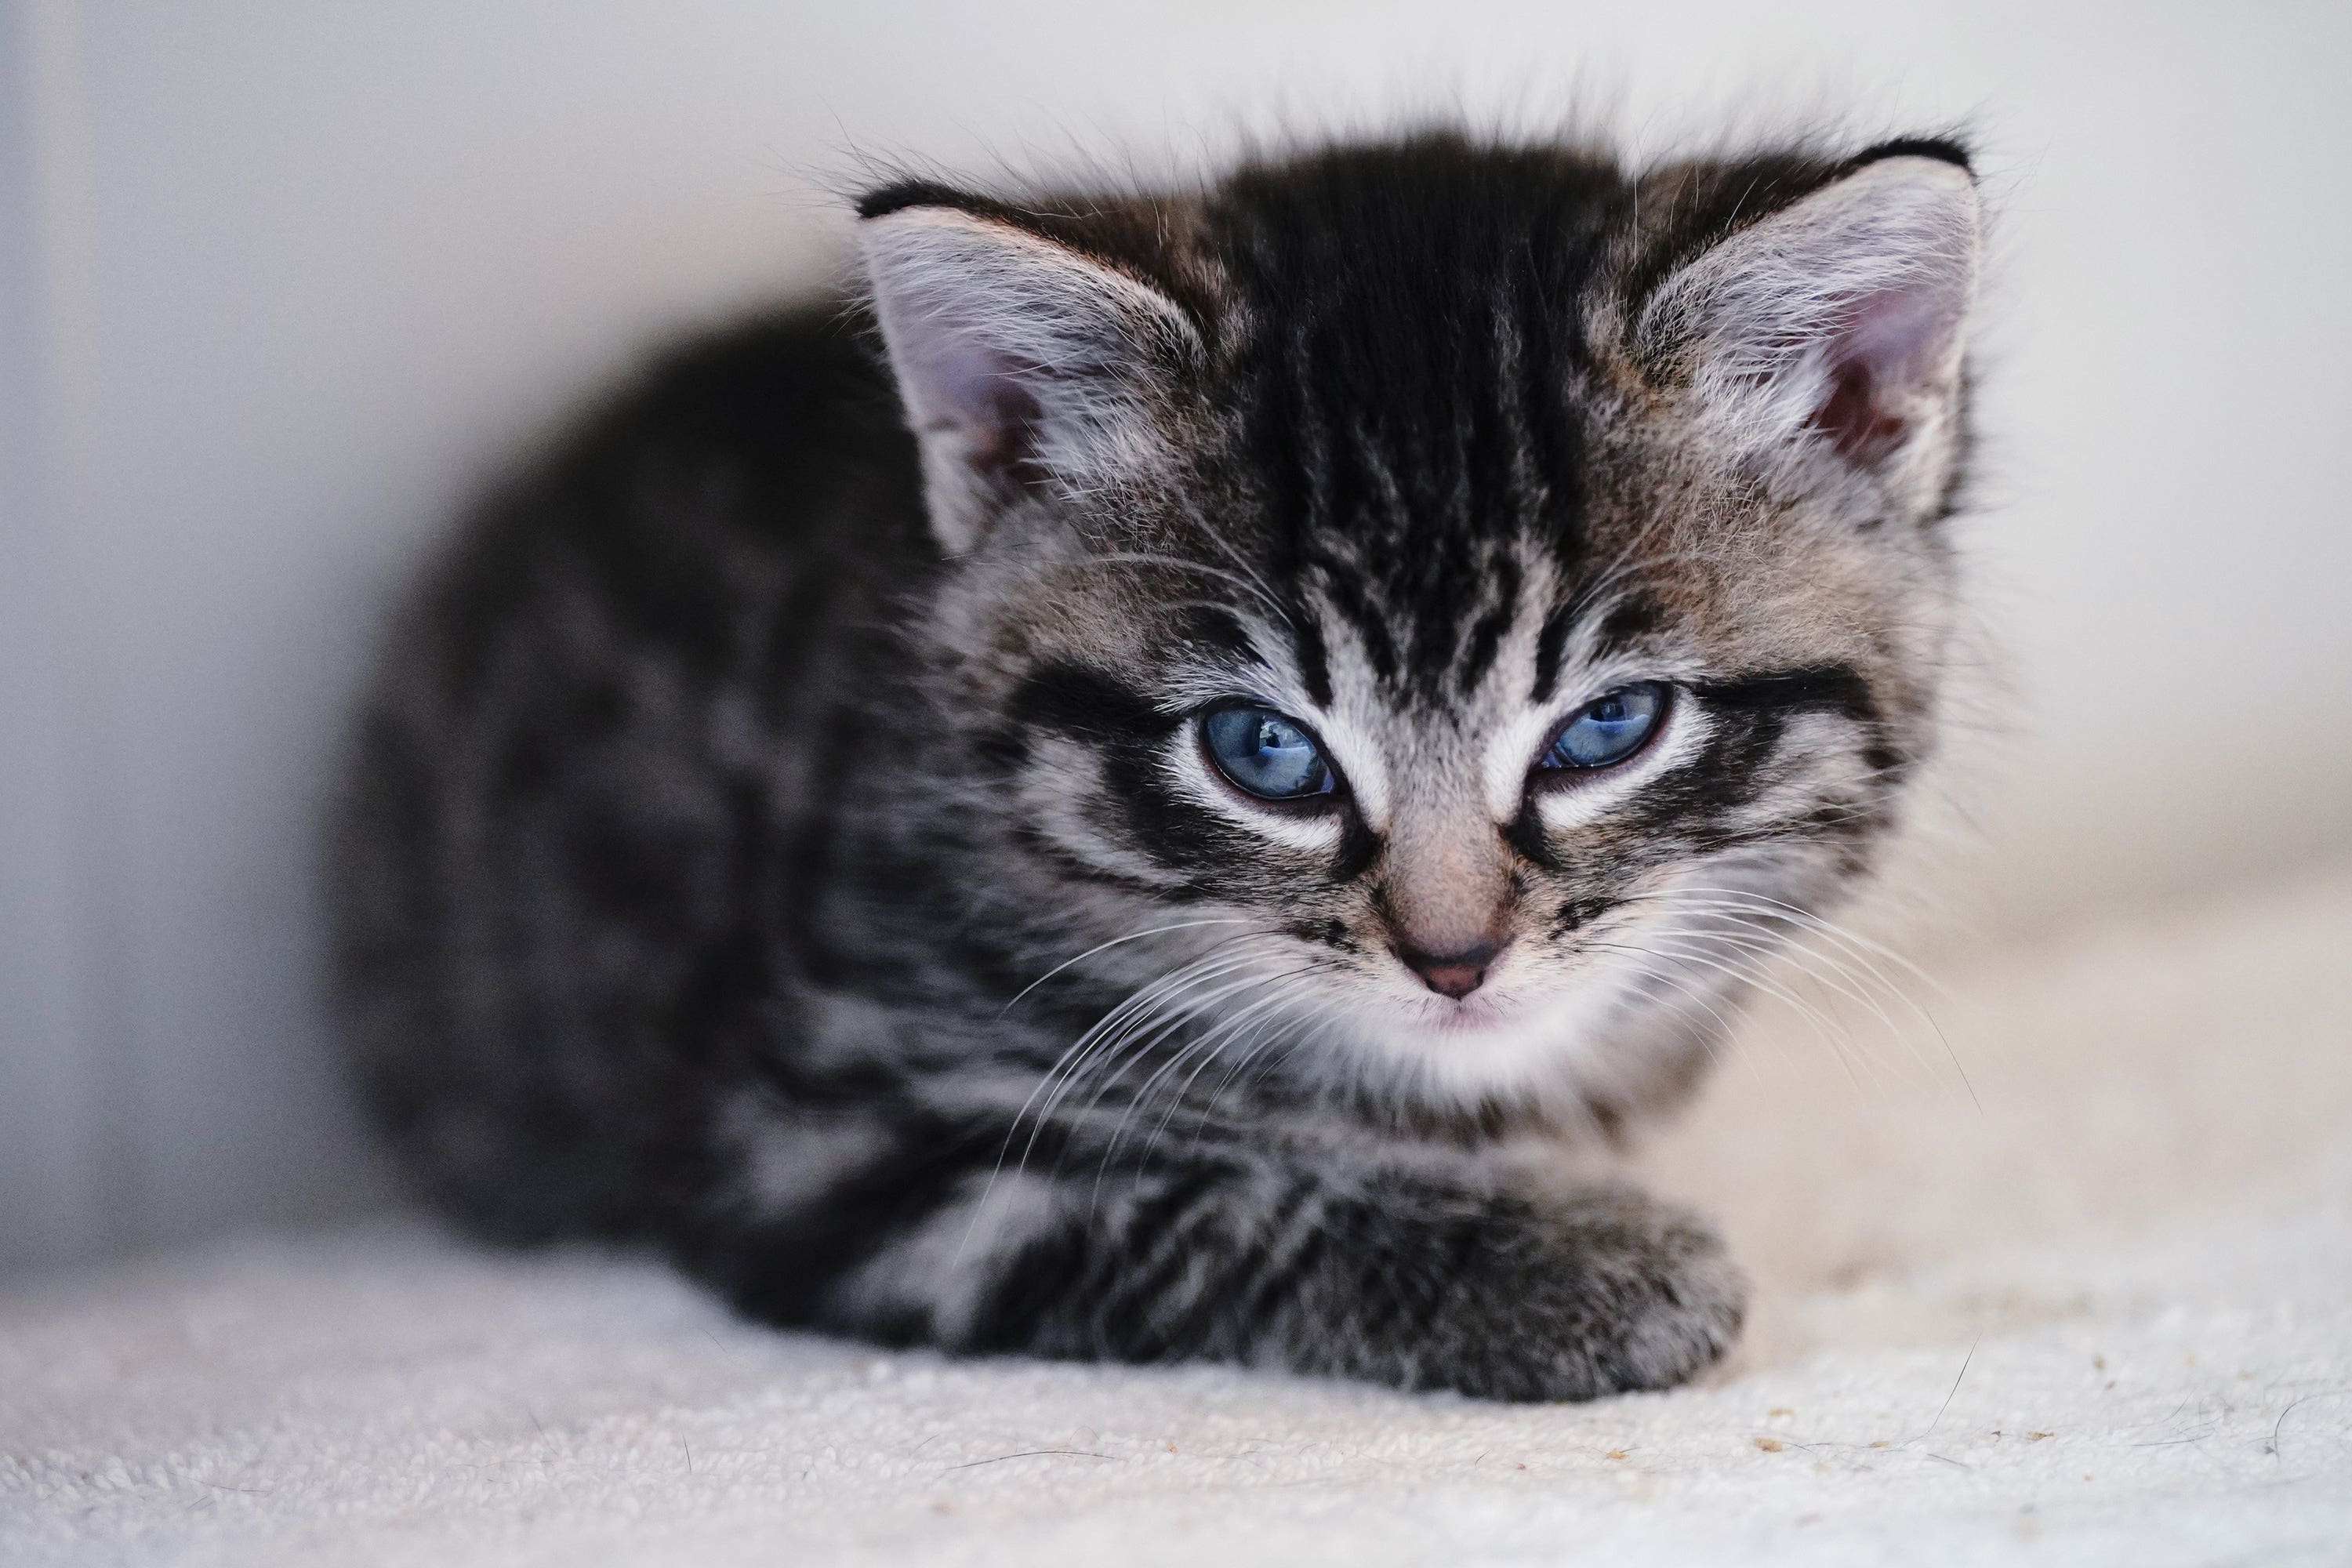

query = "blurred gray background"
[4,0,2348,1276]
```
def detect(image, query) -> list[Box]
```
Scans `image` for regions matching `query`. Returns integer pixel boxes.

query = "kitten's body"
[332,135,1980,1400]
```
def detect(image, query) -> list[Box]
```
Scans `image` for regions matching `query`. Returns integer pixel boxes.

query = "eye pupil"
[1203,705,1335,801]
[1540,683,1666,772]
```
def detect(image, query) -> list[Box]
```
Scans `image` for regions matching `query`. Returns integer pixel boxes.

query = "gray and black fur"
[330,132,1984,1401]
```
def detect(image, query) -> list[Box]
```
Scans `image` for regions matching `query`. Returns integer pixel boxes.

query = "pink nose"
[1396,938,1500,1000]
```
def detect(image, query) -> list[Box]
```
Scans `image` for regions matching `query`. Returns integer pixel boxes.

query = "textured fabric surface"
[5,874,2350,1566]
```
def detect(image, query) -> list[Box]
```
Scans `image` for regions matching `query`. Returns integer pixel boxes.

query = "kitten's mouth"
[1410,989,1523,1037]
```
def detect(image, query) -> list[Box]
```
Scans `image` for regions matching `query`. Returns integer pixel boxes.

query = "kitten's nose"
[1396,938,1501,1000]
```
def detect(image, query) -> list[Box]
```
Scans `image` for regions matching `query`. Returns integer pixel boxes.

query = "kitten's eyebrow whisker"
[1167,492,1295,623]
[1045,550,1294,628]
[1559,545,1716,628]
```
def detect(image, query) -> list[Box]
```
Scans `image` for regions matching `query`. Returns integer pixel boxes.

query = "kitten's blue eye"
[1541,683,1668,771]
[1201,705,1335,801]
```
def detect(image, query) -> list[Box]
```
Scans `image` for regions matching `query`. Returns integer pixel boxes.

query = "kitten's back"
[328,306,922,1242]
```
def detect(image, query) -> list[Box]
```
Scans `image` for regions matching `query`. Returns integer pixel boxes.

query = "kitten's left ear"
[856,194,1202,554]
[1642,151,1982,475]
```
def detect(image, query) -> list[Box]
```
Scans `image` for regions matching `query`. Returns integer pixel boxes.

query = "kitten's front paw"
[1433,1188,1745,1403]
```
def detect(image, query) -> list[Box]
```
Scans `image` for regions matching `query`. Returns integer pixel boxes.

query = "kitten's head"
[857,135,1980,1123]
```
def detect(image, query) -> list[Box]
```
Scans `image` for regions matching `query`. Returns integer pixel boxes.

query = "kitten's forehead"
[1218,180,1595,712]
[1202,158,1706,716]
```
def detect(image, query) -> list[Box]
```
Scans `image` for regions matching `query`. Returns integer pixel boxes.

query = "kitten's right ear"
[856,193,1200,555]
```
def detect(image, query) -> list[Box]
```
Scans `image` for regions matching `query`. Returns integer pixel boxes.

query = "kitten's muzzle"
[1395,938,1501,1000]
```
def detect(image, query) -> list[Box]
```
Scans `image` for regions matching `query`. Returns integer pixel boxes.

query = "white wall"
[4,0,2348,1274]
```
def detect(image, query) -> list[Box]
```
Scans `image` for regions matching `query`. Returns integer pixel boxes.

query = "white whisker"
[999,918,1250,1017]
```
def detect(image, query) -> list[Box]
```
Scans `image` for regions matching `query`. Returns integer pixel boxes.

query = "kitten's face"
[862,140,1979,1119]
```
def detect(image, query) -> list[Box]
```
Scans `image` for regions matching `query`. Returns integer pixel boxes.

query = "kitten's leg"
[698,1142,1744,1402]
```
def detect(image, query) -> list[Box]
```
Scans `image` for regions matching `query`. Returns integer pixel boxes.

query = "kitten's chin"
[1341,975,1645,1112]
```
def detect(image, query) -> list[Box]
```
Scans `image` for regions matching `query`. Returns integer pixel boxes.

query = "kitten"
[329,131,1981,1402]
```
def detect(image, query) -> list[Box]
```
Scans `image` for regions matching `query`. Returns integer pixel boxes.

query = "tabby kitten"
[331,132,1982,1402]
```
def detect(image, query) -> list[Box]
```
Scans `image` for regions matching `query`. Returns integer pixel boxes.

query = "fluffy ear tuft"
[856,205,1199,554]
[1643,154,1982,477]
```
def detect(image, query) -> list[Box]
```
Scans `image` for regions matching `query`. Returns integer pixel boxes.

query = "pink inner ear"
[1809,285,1951,466]
[904,332,1044,485]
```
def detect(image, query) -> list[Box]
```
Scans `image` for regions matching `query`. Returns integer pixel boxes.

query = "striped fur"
[329,132,1982,1401]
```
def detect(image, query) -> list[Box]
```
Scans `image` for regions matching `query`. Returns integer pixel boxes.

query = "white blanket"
[6,876,2350,1566]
